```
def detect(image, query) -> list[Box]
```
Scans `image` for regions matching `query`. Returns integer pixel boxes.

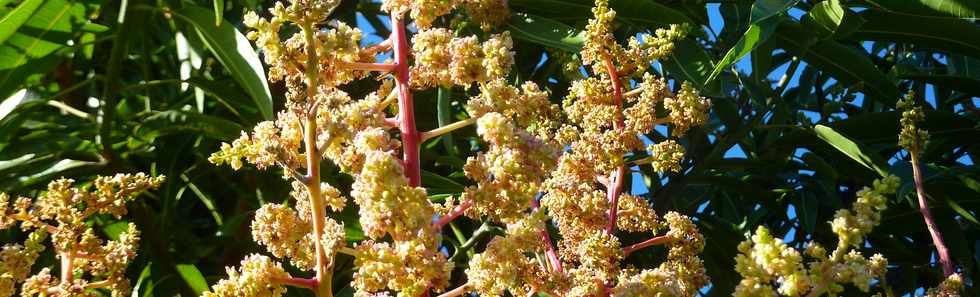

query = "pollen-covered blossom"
[615,194,659,233]
[735,176,899,297]
[466,79,559,132]
[925,274,963,297]
[466,215,552,296]
[205,254,290,297]
[734,226,810,297]
[351,130,434,240]
[380,0,510,30]
[0,230,45,297]
[353,238,451,297]
[411,30,514,88]
[830,175,899,251]
[462,0,510,30]
[0,173,163,297]
[209,109,304,171]
[648,140,686,174]
[461,112,560,222]
[664,81,711,136]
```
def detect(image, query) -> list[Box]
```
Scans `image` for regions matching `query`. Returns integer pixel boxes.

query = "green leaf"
[851,9,980,58]
[0,153,33,172]
[803,0,864,39]
[707,0,800,82]
[707,17,779,82]
[131,263,154,297]
[173,5,273,120]
[751,0,800,22]
[506,13,584,53]
[663,39,721,96]
[175,264,210,295]
[864,0,978,20]
[0,0,44,45]
[213,0,223,27]
[421,169,465,195]
[0,0,84,97]
[771,20,901,102]
[137,109,243,141]
[102,221,130,241]
[0,0,82,70]
[813,124,889,177]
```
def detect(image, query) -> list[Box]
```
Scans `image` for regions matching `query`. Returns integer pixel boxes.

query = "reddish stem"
[271,276,319,289]
[532,198,564,273]
[391,15,421,187]
[911,154,955,277]
[622,235,671,256]
[602,56,627,235]
[433,199,473,229]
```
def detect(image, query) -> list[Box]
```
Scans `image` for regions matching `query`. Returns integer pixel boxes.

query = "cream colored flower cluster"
[411,29,514,88]
[734,175,899,297]
[0,173,163,297]
[210,0,717,295]
[581,0,688,76]
[381,0,510,30]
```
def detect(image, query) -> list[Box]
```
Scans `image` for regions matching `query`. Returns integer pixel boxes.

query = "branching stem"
[622,235,672,255]
[433,199,474,229]
[419,117,477,143]
[301,22,333,297]
[272,276,319,289]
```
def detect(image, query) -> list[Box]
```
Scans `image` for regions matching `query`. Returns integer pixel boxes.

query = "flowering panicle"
[204,254,291,297]
[734,175,899,297]
[353,239,451,297]
[898,93,929,155]
[211,0,714,295]
[465,215,558,296]
[664,81,711,136]
[411,29,514,88]
[0,173,163,297]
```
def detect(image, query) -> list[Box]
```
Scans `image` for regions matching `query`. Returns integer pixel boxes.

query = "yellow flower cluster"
[830,175,899,251]
[734,176,899,297]
[351,134,434,240]
[466,79,559,132]
[0,173,163,297]
[460,112,560,222]
[925,274,963,297]
[898,94,929,154]
[353,239,450,297]
[466,216,552,296]
[381,0,510,30]
[213,0,716,295]
[581,0,688,76]
[205,254,290,297]
[411,29,514,88]
[664,81,712,136]
[648,139,686,174]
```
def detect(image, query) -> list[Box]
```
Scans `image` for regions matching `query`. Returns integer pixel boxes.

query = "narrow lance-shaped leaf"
[813,124,889,177]
[850,9,980,58]
[172,5,274,120]
[707,0,799,82]
[507,13,584,53]
[864,0,978,20]
[0,0,44,45]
